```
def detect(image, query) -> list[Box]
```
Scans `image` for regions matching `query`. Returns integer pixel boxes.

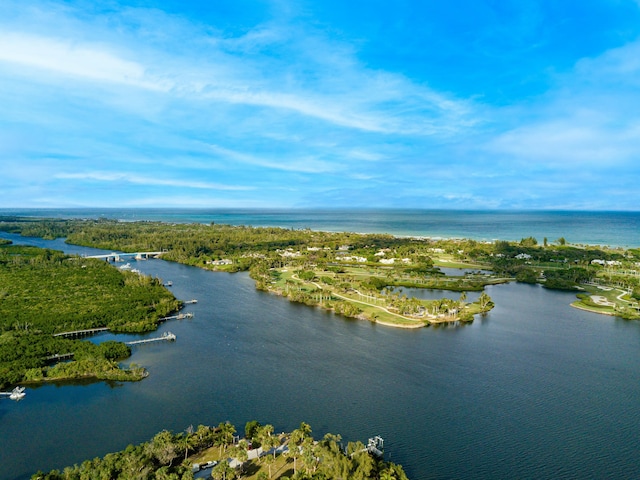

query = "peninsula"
[32,420,409,480]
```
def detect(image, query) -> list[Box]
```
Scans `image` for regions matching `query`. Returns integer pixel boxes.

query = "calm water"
[1,225,640,479]
[1,208,639,247]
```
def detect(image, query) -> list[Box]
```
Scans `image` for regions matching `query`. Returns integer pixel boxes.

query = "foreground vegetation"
[0,243,180,388]
[33,421,408,480]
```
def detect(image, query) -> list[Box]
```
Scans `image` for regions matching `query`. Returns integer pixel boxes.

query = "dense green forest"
[0,244,180,388]
[32,421,408,480]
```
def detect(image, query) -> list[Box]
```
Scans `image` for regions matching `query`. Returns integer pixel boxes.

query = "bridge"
[84,251,165,261]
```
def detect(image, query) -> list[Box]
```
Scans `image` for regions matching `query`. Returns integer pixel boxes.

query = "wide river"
[1,233,640,479]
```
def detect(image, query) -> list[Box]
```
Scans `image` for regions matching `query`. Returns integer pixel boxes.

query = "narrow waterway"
[1,233,640,479]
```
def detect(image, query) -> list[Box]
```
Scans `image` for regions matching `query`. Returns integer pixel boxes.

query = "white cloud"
[55,172,253,191]
[490,120,640,166]
[0,3,478,136]
[207,144,339,173]
[0,31,171,91]
[487,37,640,169]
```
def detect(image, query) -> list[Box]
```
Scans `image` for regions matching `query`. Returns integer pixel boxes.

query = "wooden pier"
[0,387,26,401]
[351,436,384,458]
[158,313,193,323]
[367,436,384,457]
[126,332,176,346]
[53,327,109,338]
[44,353,75,363]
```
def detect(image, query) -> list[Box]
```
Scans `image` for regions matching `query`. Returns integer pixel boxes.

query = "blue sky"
[2,0,640,210]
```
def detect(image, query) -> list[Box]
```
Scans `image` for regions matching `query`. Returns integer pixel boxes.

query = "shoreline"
[2,209,638,249]
[570,301,617,317]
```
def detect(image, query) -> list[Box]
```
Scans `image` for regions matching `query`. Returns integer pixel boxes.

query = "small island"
[32,420,409,480]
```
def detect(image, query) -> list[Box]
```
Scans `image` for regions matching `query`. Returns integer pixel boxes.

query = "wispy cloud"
[0,31,169,91]
[486,35,640,174]
[207,144,339,174]
[1,0,639,209]
[0,3,478,136]
[55,172,253,191]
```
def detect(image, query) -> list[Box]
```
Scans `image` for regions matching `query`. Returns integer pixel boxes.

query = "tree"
[145,430,179,467]
[458,291,467,310]
[478,292,492,311]
[288,422,312,474]
[263,452,276,478]
[228,440,249,474]
[245,420,262,444]
[214,422,236,456]
[211,461,236,480]
[258,424,279,460]
[519,236,537,247]
[194,424,214,450]
[177,431,197,462]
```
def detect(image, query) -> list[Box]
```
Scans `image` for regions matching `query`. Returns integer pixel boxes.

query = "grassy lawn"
[189,441,295,480]
[432,255,488,269]
[264,267,493,327]
[571,284,640,318]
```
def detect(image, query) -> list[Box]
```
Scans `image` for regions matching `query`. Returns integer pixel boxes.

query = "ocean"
[1,208,638,247]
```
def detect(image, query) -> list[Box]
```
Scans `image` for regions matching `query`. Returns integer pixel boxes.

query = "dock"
[158,313,193,323]
[0,387,26,401]
[350,436,384,458]
[53,327,109,338]
[44,353,75,363]
[367,436,384,457]
[126,331,176,346]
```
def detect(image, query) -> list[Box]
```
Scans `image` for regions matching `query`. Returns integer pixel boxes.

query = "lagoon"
[1,230,640,479]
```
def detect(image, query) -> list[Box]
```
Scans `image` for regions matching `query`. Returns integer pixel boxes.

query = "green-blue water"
[0,210,639,479]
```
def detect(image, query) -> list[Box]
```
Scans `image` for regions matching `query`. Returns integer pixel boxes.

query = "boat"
[119,263,132,270]
[9,387,26,401]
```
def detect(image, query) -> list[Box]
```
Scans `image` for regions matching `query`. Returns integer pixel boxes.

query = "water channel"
[1,233,640,479]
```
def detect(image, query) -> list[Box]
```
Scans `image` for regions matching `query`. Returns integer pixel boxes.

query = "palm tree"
[177,431,198,462]
[211,461,236,480]
[458,291,467,309]
[215,422,236,456]
[229,440,249,474]
[289,422,312,474]
[263,452,276,479]
[259,424,279,460]
[478,292,492,311]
